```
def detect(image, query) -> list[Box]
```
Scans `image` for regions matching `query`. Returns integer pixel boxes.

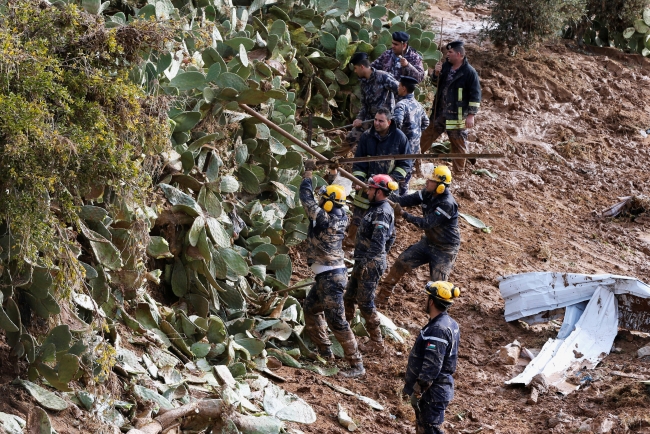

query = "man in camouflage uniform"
[394,75,429,194]
[299,164,365,378]
[421,40,481,175]
[372,31,425,82]
[344,52,399,151]
[345,108,411,248]
[377,165,460,308]
[403,281,461,434]
[343,174,397,354]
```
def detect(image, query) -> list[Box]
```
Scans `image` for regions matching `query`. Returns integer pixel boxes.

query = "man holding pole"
[421,40,481,175]
[344,52,399,153]
[371,31,425,82]
[299,163,366,378]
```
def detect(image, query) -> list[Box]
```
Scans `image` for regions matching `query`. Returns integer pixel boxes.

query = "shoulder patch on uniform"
[426,342,436,350]
[435,207,451,219]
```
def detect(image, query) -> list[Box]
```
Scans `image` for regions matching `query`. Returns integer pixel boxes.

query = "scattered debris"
[602,195,648,218]
[459,213,492,233]
[322,380,385,410]
[498,340,521,365]
[638,345,650,358]
[500,272,650,394]
[472,168,498,179]
[337,404,358,431]
[0,412,25,434]
[263,383,317,424]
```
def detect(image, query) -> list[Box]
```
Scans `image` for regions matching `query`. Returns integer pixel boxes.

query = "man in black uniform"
[403,281,461,434]
[345,107,411,248]
[343,174,397,354]
[376,165,460,307]
[299,166,365,378]
[420,40,481,175]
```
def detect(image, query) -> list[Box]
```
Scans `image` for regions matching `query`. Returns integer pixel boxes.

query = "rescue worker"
[299,164,365,378]
[403,281,461,434]
[371,31,425,82]
[376,165,460,307]
[420,40,481,175]
[343,175,397,354]
[393,75,430,195]
[345,108,411,248]
[344,52,399,152]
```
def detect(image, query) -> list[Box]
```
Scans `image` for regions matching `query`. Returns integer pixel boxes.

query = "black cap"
[399,76,418,86]
[446,40,464,50]
[392,31,410,42]
[349,52,369,65]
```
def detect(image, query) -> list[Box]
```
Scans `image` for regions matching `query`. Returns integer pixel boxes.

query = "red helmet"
[367,174,399,193]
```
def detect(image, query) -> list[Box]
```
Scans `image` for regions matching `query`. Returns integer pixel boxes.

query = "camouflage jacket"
[299,178,348,269]
[353,199,395,261]
[371,45,425,82]
[391,188,460,252]
[404,312,460,402]
[394,93,430,154]
[430,57,481,130]
[352,122,412,182]
[357,68,399,122]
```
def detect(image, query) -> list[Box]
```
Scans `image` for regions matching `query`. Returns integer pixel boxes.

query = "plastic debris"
[337,404,358,431]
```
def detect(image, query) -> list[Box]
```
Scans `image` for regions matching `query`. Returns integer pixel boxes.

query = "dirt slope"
[277,2,650,433]
[1,1,650,433]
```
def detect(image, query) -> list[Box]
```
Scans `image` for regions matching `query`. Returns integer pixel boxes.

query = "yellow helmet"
[425,281,461,307]
[319,184,346,212]
[428,165,452,194]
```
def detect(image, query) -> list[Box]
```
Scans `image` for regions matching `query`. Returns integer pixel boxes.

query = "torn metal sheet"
[500,272,650,323]
[500,272,650,394]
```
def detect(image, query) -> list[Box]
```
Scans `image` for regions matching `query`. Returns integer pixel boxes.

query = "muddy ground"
[1,0,650,433]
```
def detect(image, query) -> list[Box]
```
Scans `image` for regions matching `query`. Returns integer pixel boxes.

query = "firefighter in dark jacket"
[343,175,397,354]
[420,40,481,174]
[299,167,366,378]
[403,281,461,434]
[376,165,460,307]
[344,107,411,248]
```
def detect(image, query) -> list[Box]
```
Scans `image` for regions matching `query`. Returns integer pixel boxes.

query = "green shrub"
[465,0,586,48]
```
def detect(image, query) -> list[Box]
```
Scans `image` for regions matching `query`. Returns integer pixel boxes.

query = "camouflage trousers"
[420,115,469,174]
[411,394,448,434]
[303,268,361,364]
[344,258,386,341]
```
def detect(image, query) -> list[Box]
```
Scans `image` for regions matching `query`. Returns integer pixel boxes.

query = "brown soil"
[2,1,650,433]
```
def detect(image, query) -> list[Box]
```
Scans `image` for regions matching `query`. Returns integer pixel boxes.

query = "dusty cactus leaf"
[189,216,206,247]
[237,88,270,105]
[207,316,227,344]
[221,248,249,277]
[147,236,173,259]
[171,258,189,297]
[42,325,71,353]
[78,205,108,222]
[219,175,240,193]
[15,380,68,411]
[159,183,203,216]
[206,217,230,248]
[170,71,206,91]
[27,406,53,434]
[132,385,174,410]
[57,353,80,384]
[215,72,249,93]
[172,111,202,133]
[79,223,123,270]
[190,342,212,358]
[238,166,261,194]
[234,337,265,357]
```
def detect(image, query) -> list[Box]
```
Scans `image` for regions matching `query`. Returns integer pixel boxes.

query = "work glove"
[400,387,412,401]
[304,159,317,171]
[328,156,341,170]
[413,379,432,397]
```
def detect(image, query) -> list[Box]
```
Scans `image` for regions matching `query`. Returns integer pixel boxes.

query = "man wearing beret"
[371,31,425,83]
[393,75,429,194]
[344,52,400,151]
[420,40,481,175]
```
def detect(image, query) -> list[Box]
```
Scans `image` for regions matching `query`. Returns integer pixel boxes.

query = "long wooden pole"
[238,103,367,190]
[431,19,445,123]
